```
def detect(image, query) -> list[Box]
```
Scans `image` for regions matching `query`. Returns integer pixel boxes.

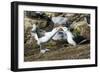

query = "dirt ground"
[24,43,90,62]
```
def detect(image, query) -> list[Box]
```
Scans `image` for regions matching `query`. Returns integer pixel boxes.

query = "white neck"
[32,24,37,31]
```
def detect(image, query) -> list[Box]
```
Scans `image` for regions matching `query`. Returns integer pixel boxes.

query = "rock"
[72,21,90,40]
[80,24,90,40]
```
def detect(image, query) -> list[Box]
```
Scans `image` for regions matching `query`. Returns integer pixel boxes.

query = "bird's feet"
[40,48,50,54]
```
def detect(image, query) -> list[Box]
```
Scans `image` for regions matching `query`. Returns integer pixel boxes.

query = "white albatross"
[61,27,76,46]
[52,27,76,46]
[31,24,62,53]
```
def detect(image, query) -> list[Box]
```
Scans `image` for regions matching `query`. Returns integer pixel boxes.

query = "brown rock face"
[80,24,90,40]
[72,21,90,40]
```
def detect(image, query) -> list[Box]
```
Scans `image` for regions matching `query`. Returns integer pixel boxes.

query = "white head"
[31,24,37,31]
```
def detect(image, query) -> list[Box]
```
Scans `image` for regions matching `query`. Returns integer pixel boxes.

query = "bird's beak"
[57,26,63,31]
[59,28,63,31]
